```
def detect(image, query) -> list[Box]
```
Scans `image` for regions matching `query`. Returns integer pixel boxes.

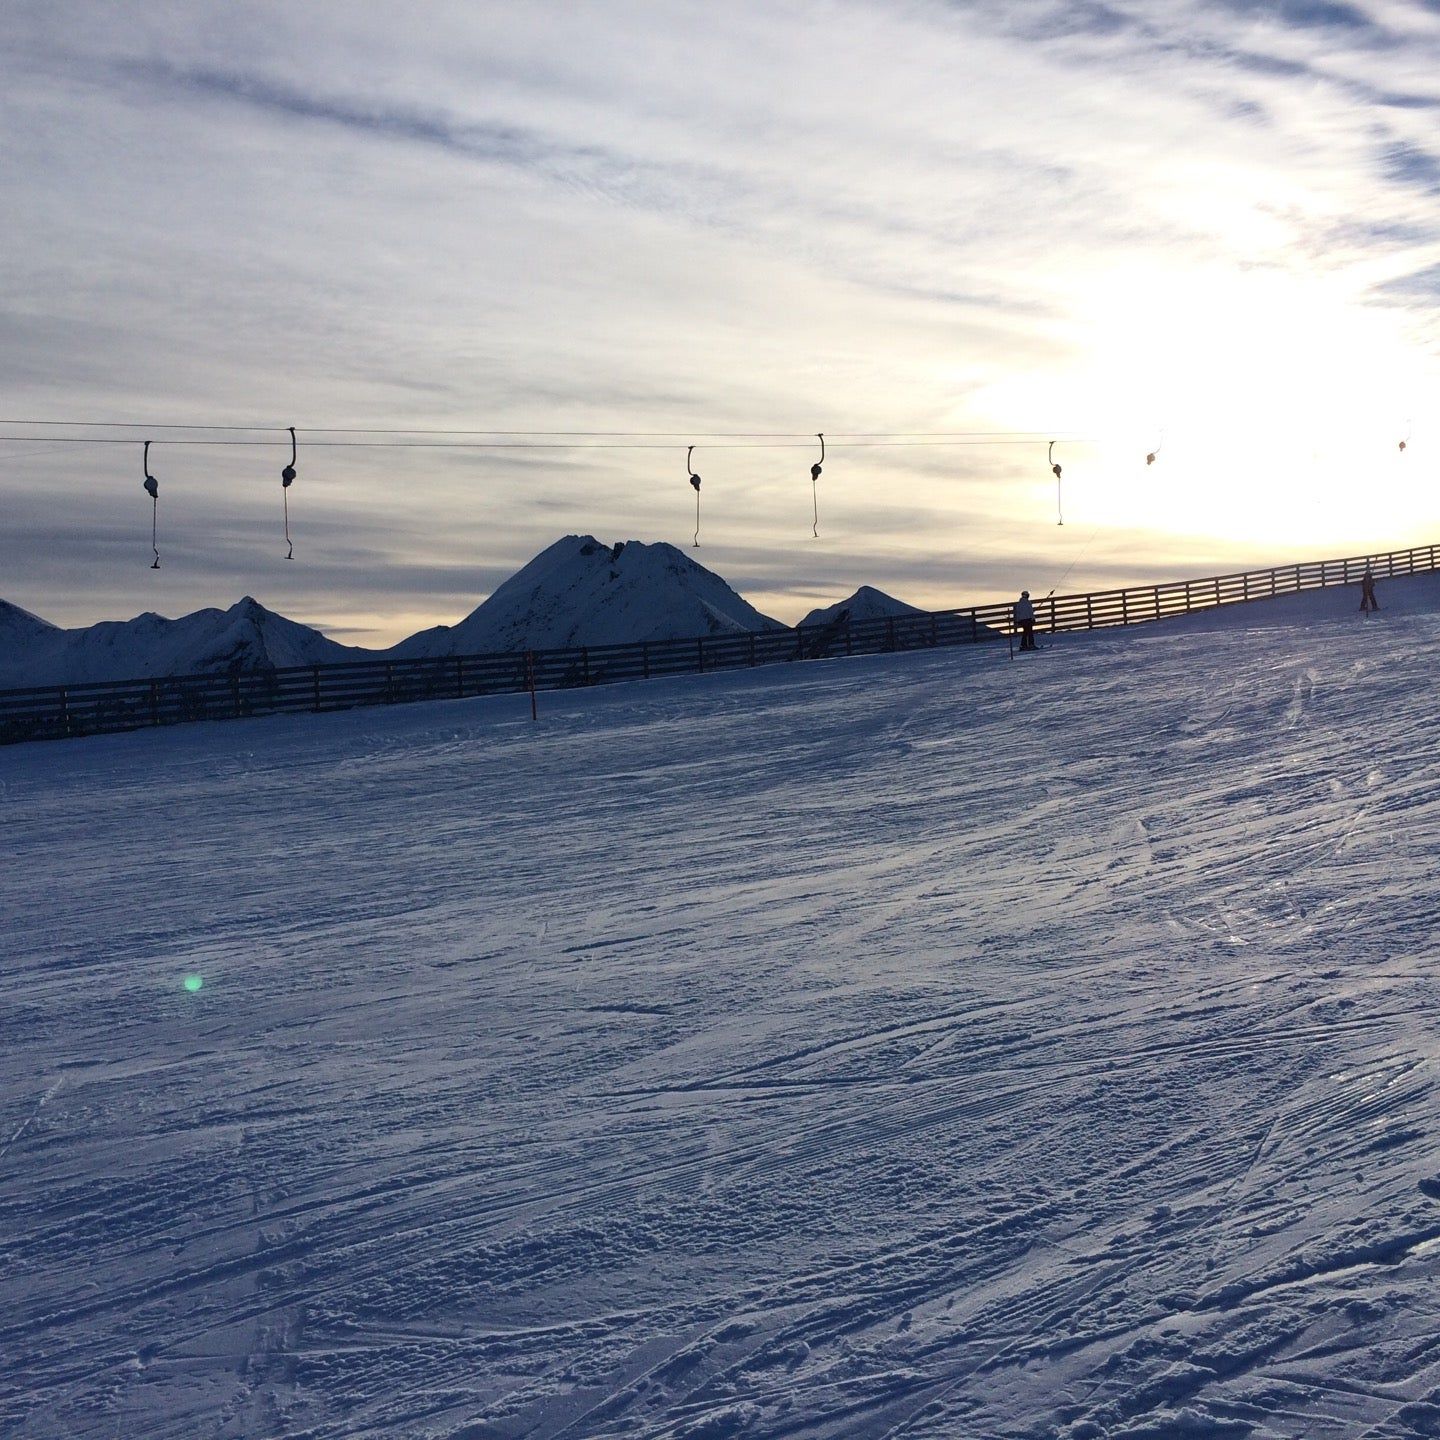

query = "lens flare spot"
[183,974,204,993]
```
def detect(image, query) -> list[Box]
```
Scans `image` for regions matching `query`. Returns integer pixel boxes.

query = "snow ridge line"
[5,541,1439,747]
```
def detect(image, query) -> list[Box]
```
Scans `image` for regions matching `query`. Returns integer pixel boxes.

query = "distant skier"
[1014,590,1037,650]
[1359,565,1380,615]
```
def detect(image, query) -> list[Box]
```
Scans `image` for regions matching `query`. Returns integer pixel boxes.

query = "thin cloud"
[2,0,1440,643]
[1378,139,1440,193]
[1205,0,1388,36]
[118,58,580,169]
[1376,261,1440,296]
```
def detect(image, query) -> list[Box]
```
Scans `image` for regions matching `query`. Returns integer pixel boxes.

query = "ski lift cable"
[0,418,1093,439]
[3,417,1419,459]
[1046,523,1104,597]
[0,442,77,463]
[0,434,1103,451]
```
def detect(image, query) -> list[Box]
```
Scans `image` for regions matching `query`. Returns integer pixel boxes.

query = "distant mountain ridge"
[0,597,367,690]
[0,537,925,690]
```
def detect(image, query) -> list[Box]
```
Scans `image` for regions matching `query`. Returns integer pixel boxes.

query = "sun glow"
[990,265,1437,552]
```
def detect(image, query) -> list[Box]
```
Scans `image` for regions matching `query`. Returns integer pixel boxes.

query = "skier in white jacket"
[1014,591,1037,650]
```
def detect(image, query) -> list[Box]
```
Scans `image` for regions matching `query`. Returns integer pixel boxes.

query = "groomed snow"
[4,575,1440,1438]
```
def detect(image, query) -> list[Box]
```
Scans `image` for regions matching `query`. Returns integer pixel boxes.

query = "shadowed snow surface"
[3,577,1440,1437]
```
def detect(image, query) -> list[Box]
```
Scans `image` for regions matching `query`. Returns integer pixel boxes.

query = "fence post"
[60,687,71,737]
[1086,595,1094,628]
[1121,592,1129,625]
[231,674,241,719]
[526,650,537,721]
[971,609,979,643]
[583,647,591,685]
[886,617,896,651]
[696,639,703,674]
[150,680,160,726]
[642,642,650,679]
[749,634,756,666]
[313,665,322,713]
[454,656,464,699]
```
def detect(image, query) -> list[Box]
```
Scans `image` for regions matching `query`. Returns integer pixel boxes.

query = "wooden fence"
[2,542,1434,747]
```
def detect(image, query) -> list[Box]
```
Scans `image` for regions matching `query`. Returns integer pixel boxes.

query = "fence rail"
[3,542,1434,747]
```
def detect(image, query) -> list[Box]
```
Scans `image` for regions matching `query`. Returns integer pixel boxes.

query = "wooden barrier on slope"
[1,542,1434,746]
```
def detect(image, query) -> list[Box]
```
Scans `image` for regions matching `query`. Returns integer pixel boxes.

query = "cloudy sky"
[4,0,1440,644]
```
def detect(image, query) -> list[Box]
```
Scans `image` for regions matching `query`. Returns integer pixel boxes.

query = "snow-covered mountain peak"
[800,584,925,629]
[0,598,61,648]
[393,534,783,658]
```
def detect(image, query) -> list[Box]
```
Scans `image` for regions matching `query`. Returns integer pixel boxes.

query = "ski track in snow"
[4,596,1440,1438]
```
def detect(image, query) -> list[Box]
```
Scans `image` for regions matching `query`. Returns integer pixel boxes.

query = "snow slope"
[799,584,924,628]
[4,578,1440,1438]
[392,535,783,658]
[1156,568,1439,632]
[0,597,367,689]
